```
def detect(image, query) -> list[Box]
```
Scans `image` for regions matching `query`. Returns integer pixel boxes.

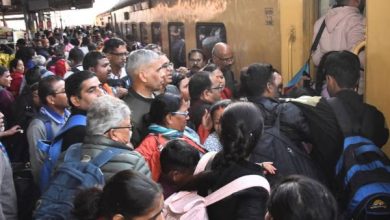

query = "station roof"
[0,0,95,15]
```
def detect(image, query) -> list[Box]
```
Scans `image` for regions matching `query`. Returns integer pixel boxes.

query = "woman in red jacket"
[136,93,206,181]
[9,58,24,97]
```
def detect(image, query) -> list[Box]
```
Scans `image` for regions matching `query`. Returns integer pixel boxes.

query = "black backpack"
[249,103,323,185]
[328,98,390,220]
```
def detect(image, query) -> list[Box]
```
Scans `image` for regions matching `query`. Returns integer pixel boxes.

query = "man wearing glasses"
[103,38,130,98]
[212,42,238,98]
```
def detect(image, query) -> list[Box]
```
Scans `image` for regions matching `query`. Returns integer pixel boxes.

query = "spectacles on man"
[171,111,189,117]
[52,89,66,95]
[157,62,174,72]
[110,52,129,57]
[104,125,133,134]
[215,55,234,63]
[210,85,224,92]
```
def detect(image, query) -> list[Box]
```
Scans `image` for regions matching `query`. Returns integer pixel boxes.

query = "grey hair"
[126,49,160,78]
[32,55,46,66]
[86,95,131,136]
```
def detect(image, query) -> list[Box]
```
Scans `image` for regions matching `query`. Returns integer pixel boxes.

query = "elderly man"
[123,49,165,147]
[212,42,237,97]
[56,95,150,182]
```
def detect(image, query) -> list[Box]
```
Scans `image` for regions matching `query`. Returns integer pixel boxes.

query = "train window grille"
[132,23,139,42]
[168,22,186,67]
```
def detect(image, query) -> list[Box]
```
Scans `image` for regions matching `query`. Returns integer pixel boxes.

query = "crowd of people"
[0,0,388,219]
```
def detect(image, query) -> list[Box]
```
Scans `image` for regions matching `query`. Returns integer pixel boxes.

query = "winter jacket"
[186,157,269,220]
[56,135,150,182]
[248,97,310,145]
[312,6,365,66]
[136,133,205,181]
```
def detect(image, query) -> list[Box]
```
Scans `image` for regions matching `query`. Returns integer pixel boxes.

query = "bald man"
[212,42,237,97]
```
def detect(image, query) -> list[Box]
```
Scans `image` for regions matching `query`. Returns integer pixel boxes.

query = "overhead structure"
[0,0,95,15]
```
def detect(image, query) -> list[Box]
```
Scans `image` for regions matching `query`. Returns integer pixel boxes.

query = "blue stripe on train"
[347,183,390,217]
[344,161,390,186]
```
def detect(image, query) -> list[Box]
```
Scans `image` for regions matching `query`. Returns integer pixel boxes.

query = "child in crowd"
[159,139,201,198]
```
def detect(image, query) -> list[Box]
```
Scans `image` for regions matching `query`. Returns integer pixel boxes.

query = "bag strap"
[193,152,218,175]
[53,114,87,141]
[38,115,54,141]
[205,175,270,206]
[90,147,126,168]
[310,19,326,55]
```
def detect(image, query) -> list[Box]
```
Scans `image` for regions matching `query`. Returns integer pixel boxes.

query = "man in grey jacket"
[56,95,150,181]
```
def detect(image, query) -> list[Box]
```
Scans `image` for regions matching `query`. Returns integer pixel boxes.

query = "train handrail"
[353,40,366,55]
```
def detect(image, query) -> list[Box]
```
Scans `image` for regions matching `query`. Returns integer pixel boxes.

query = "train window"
[124,12,130,20]
[140,22,149,45]
[168,22,186,67]
[196,23,226,58]
[151,22,162,47]
[132,23,139,42]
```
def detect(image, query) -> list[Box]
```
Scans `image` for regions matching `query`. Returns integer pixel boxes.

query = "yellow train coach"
[97,0,390,151]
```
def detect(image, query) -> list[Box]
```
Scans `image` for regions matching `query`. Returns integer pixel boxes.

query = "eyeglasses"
[171,111,189,117]
[215,55,234,63]
[110,52,129,57]
[104,125,133,134]
[210,85,224,92]
[157,62,174,72]
[52,90,66,95]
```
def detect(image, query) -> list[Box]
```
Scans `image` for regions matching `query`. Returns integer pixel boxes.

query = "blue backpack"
[328,98,390,219]
[33,143,125,220]
[36,114,87,192]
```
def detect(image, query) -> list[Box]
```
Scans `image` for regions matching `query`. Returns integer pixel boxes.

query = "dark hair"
[15,47,36,65]
[73,170,162,220]
[149,93,182,126]
[87,43,97,52]
[81,36,91,47]
[322,50,360,89]
[188,49,205,60]
[69,47,85,64]
[25,66,42,90]
[38,75,63,105]
[65,71,97,108]
[83,51,106,70]
[267,175,338,220]
[219,102,263,166]
[172,72,186,89]
[9,58,22,72]
[0,65,8,76]
[102,37,126,54]
[202,63,218,73]
[188,71,212,101]
[210,99,232,120]
[160,139,200,174]
[240,63,275,97]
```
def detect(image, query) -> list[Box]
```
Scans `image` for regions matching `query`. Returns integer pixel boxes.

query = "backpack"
[249,103,322,183]
[33,143,125,220]
[163,152,270,220]
[328,98,390,220]
[36,114,87,192]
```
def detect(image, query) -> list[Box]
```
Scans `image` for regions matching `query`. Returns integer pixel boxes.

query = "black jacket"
[248,96,310,144]
[186,157,269,220]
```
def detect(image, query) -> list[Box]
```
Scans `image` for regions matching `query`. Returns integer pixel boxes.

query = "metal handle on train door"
[288,26,296,81]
